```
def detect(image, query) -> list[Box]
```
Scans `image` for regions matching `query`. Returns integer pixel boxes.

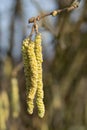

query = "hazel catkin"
[0,91,10,130]
[35,33,45,118]
[22,38,30,95]
[11,77,20,118]
[22,38,38,114]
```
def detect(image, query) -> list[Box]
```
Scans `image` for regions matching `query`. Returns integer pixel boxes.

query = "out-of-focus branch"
[60,49,87,99]
[12,62,23,77]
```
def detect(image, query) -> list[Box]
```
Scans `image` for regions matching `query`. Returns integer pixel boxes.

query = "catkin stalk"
[35,33,45,118]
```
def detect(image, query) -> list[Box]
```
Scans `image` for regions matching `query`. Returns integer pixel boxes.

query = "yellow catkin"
[0,91,10,130]
[11,77,20,118]
[22,38,38,114]
[22,38,30,94]
[35,33,45,118]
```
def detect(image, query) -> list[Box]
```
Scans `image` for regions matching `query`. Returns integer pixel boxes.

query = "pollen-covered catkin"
[22,38,34,114]
[22,38,38,114]
[11,77,20,118]
[22,38,30,95]
[35,33,45,118]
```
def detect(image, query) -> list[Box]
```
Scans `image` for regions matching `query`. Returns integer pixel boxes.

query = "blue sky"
[0,0,84,60]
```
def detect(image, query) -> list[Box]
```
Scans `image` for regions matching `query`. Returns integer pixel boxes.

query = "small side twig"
[28,0,80,24]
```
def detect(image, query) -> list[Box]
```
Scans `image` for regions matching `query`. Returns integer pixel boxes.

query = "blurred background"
[0,0,87,130]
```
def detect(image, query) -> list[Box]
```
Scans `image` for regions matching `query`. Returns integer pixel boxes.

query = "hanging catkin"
[35,33,45,118]
[11,77,20,118]
[22,38,38,114]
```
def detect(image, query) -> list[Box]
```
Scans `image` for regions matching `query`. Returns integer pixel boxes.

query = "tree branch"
[28,0,80,24]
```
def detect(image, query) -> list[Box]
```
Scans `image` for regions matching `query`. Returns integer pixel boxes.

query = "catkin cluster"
[11,77,20,118]
[22,33,45,118]
[0,91,9,130]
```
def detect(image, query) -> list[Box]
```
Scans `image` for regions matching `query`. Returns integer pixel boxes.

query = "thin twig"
[28,0,80,24]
